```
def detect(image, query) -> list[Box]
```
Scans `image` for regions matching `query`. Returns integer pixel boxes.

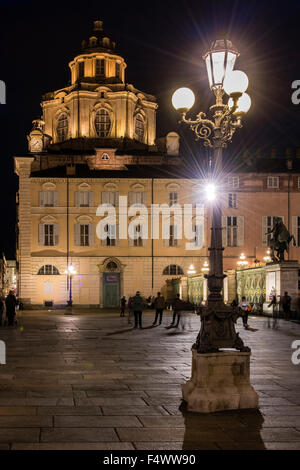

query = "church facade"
[15,21,300,308]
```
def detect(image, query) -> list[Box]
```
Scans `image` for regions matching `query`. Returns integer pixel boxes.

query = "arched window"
[57,113,68,141]
[134,114,144,141]
[38,265,60,275]
[95,109,111,137]
[163,265,184,275]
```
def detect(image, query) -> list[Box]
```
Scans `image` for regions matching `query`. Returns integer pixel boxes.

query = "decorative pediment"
[42,182,56,191]
[103,182,119,190]
[55,106,70,118]
[86,148,127,171]
[78,182,91,191]
[40,215,57,223]
[166,183,181,191]
[76,215,93,223]
[130,183,145,190]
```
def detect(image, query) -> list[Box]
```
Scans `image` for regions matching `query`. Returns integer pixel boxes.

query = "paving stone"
[0,407,37,416]
[54,415,142,427]
[0,429,40,443]
[116,427,232,442]
[12,442,135,450]
[0,416,52,427]
[102,406,169,416]
[41,427,118,442]
[38,406,102,416]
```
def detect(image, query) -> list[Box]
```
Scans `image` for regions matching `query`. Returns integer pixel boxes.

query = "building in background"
[14,21,300,308]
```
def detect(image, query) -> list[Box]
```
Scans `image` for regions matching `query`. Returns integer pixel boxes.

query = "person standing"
[169,293,185,328]
[5,290,17,327]
[120,296,126,317]
[131,291,146,329]
[238,296,251,329]
[0,297,6,327]
[152,292,165,325]
[281,292,291,321]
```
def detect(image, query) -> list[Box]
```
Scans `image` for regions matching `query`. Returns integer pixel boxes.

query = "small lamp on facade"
[201,260,209,273]
[188,264,196,275]
[237,253,248,268]
[263,249,271,263]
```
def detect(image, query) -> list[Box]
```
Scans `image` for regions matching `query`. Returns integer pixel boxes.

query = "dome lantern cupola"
[81,20,116,54]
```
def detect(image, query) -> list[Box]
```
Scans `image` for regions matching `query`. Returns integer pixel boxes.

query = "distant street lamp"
[172,38,251,353]
[187,264,196,275]
[237,253,249,268]
[64,265,76,307]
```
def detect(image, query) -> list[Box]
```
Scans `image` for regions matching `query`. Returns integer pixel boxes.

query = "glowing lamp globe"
[205,183,216,201]
[172,88,195,111]
[223,70,249,96]
[228,93,251,114]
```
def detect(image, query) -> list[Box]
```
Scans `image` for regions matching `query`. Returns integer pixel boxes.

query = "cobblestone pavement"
[0,309,300,450]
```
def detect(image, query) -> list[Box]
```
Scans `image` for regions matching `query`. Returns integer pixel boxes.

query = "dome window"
[95,109,111,137]
[96,58,105,76]
[57,113,68,141]
[134,114,144,141]
[78,61,84,78]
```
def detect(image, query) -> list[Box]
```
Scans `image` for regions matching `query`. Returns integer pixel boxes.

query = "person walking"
[0,296,6,327]
[281,291,291,320]
[5,290,17,327]
[169,293,185,328]
[238,296,251,329]
[120,296,126,317]
[152,292,165,325]
[131,291,146,329]
[268,294,278,329]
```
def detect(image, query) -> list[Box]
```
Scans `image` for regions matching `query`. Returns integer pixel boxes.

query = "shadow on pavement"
[179,401,266,450]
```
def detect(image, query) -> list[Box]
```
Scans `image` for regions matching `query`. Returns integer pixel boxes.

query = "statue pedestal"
[182,350,259,413]
[263,261,299,314]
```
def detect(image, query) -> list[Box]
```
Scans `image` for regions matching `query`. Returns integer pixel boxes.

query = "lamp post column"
[207,142,225,307]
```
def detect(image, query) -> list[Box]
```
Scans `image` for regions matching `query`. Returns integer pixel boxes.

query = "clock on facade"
[30,137,43,153]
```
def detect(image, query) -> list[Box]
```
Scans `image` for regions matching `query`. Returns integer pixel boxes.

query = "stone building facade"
[15,21,300,308]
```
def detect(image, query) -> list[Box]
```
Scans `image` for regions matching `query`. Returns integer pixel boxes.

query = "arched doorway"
[98,258,125,308]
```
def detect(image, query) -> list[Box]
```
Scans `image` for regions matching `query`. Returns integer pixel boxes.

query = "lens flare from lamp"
[205,183,216,201]
[223,70,249,96]
[172,88,195,110]
[228,93,251,114]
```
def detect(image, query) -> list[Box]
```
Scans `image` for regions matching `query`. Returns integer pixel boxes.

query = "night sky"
[0,0,300,258]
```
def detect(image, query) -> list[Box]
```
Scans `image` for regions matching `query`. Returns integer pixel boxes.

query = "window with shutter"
[44,224,55,246]
[292,216,300,247]
[226,216,238,247]
[80,225,89,246]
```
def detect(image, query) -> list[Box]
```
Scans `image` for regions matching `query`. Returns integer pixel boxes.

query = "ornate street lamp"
[64,265,76,307]
[237,252,249,268]
[172,38,251,353]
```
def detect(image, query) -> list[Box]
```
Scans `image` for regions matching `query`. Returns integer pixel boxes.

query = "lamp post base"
[194,302,250,353]
[182,350,259,413]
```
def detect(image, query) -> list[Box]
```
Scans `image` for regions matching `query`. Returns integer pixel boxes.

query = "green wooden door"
[103,273,120,308]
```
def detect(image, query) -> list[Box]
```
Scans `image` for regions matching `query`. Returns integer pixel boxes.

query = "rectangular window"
[78,61,84,78]
[227,216,238,247]
[297,217,300,247]
[169,224,178,247]
[267,176,279,189]
[129,192,147,205]
[169,192,178,206]
[133,224,143,247]
[102,191,119,207]
[225,177,239,189]
[44,224,54,246]
[116,62,120,78]
[228,193,237,209]
[75,191,93,207]
[297,177,300,189]
[96,59,105,75]
[40,191,58,207]
[103,224,119,246]
[80,225,89,246]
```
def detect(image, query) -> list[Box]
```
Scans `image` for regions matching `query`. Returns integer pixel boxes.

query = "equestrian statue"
[266,216,296,262]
